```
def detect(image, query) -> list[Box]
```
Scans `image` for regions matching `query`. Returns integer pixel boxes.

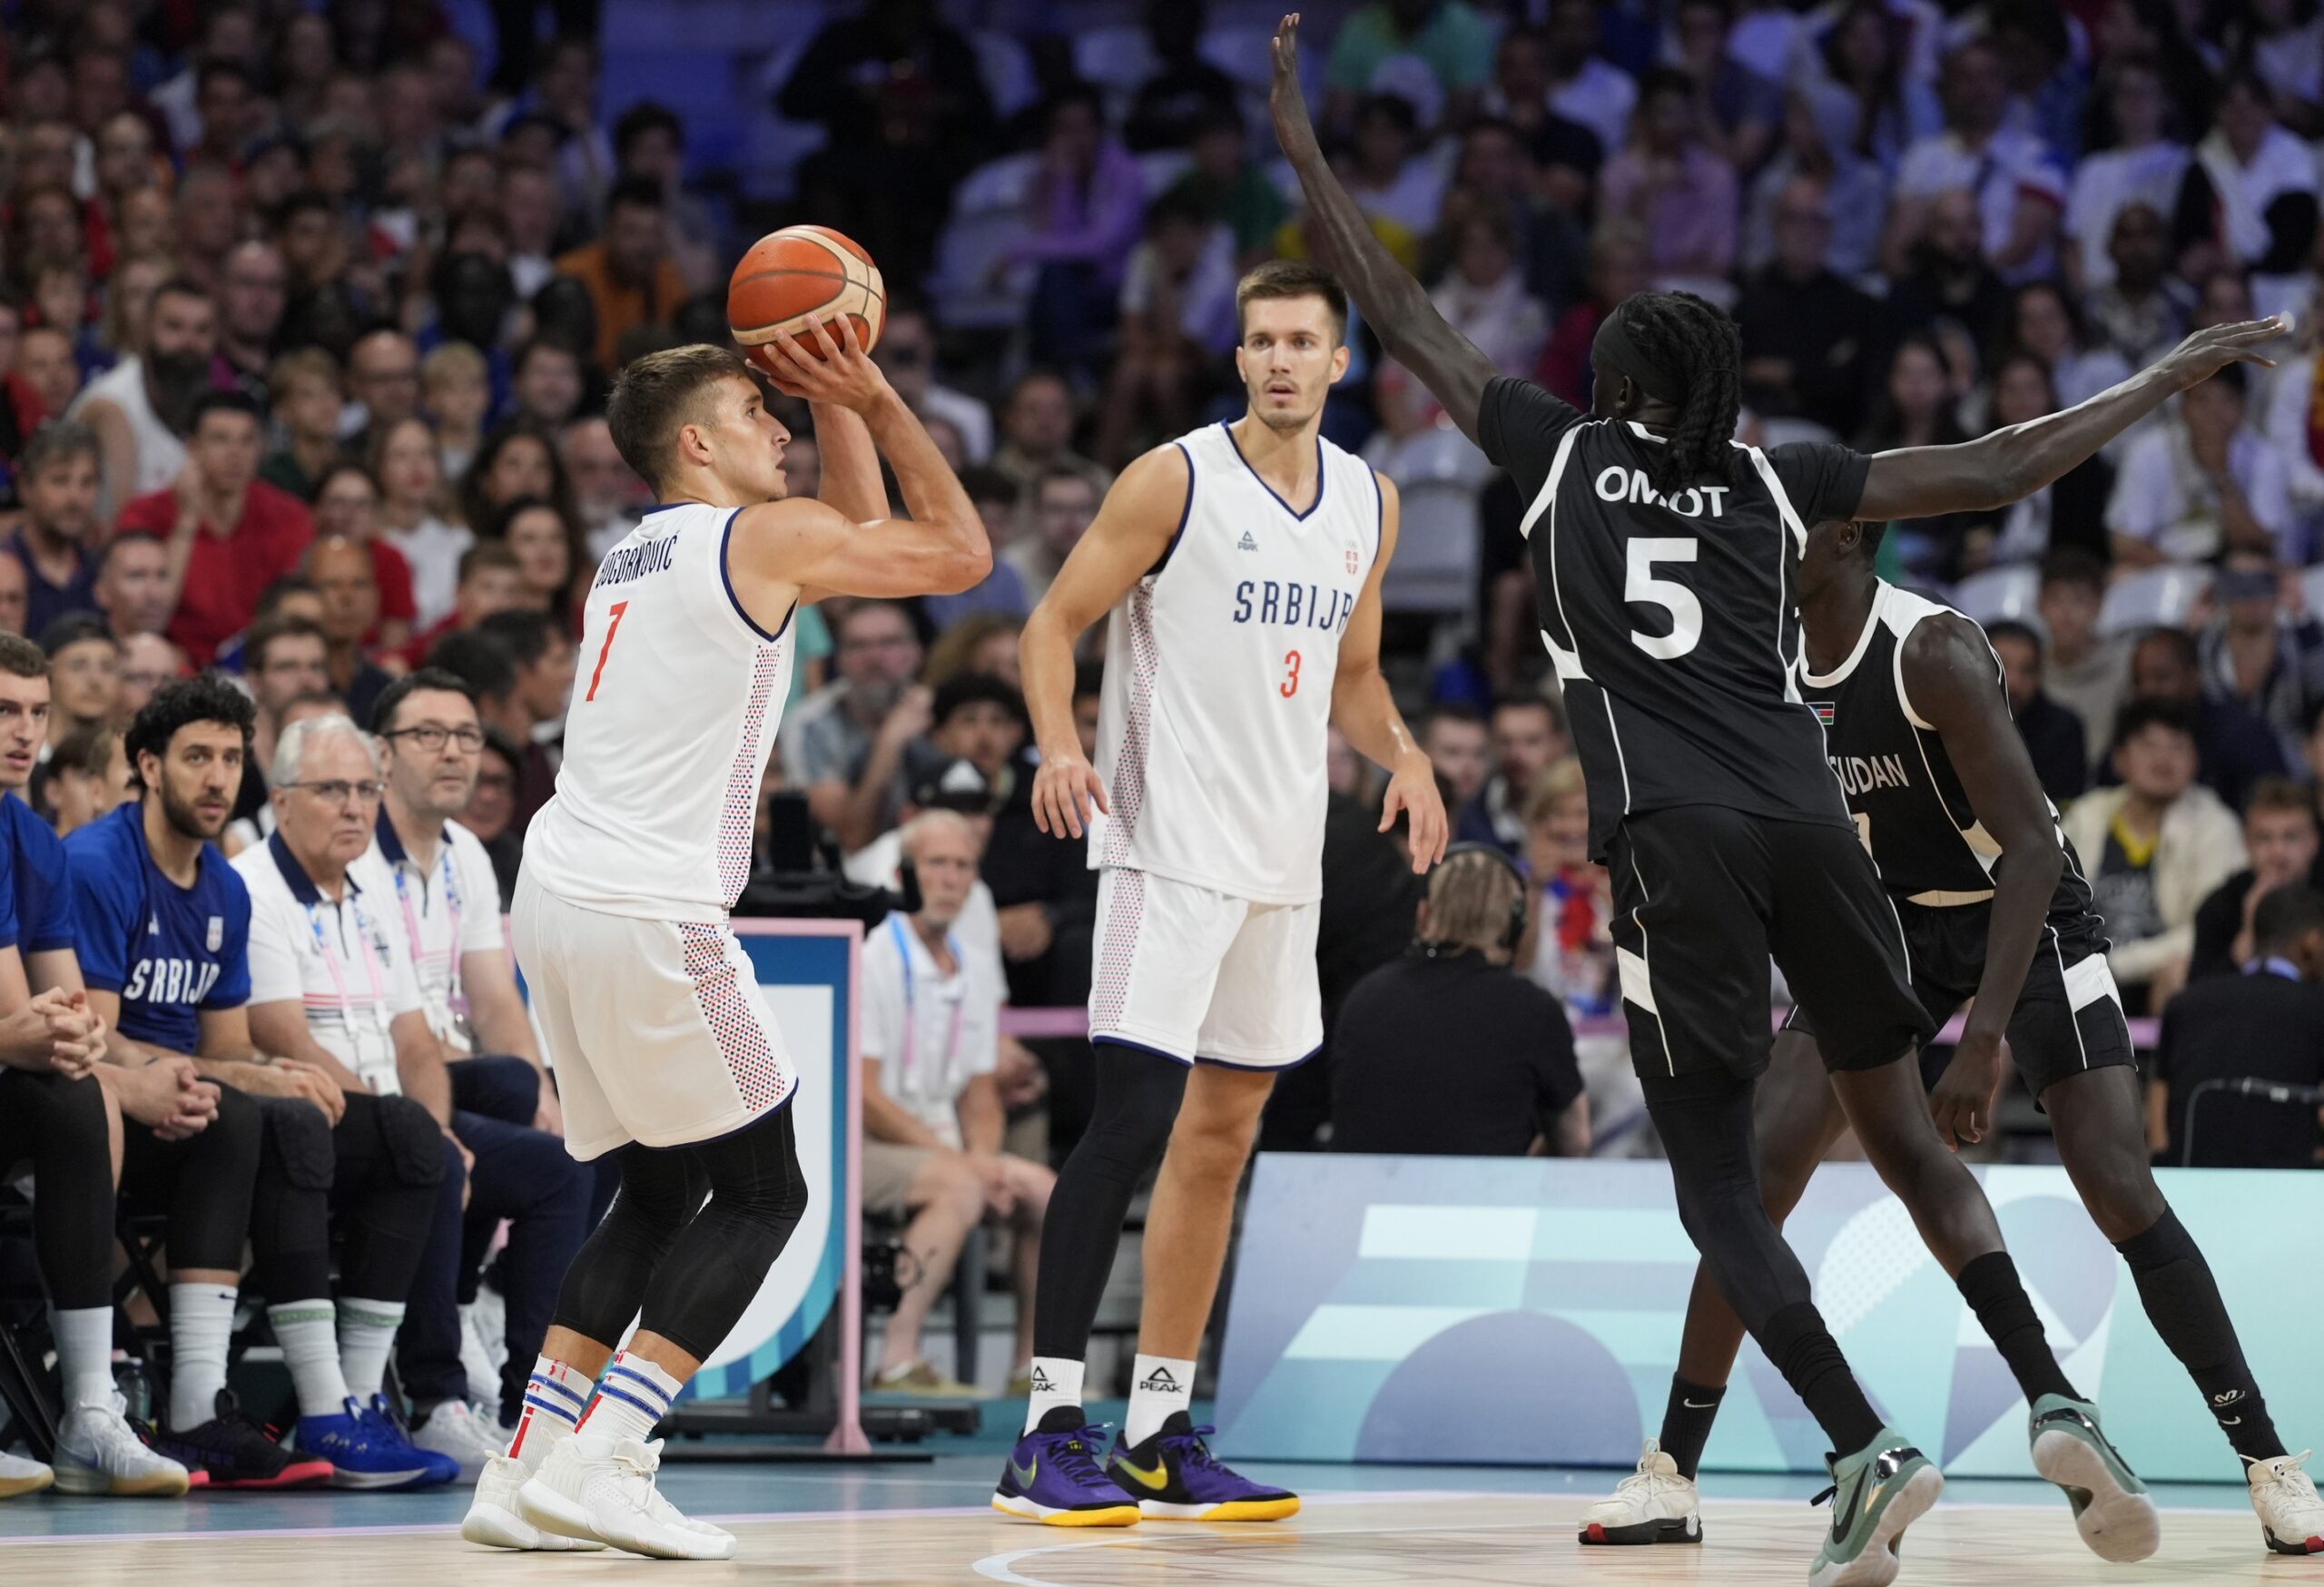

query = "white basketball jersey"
[1092,422,1379,905]
[525,502,794,922]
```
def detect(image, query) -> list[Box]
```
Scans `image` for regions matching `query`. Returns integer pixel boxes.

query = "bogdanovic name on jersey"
[1828,751,1912,796]
[593,530,680,589]
[1231,577,1359,632]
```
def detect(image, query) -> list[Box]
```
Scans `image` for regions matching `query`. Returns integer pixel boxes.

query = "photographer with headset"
[1328,845,1590,1157]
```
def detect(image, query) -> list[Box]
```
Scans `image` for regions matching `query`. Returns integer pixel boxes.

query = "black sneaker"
[155,1390,336,1490]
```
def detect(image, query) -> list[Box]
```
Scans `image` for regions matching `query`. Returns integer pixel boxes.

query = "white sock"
[269,1300,352,1417]
[336,1297,407,1404]
[168,1284,239,1429]
[577,1350,682,1445]
[507,1354,589,1469]
[49,1307,115,1412]
[1125,1354,1196,1447]
[1023,1356,1085,1435]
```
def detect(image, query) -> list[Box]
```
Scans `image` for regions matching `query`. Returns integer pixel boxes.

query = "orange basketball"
[727,225,886,373]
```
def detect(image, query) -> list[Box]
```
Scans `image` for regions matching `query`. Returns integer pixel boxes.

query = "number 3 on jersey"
[585,600,629,702]
[1280,649,1302,697]
[1626,538,1701,660]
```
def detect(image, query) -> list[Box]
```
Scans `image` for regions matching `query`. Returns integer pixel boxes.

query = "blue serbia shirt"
[65,803,251,1053]
[0,793,74,959]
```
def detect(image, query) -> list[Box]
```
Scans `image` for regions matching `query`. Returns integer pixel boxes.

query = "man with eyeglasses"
[343,329,423,453]
[783,599,936,853]
[231,711,470,1484]
[875,301,993,464]
[356,668,592,1474]
[115,633,185,720]
[231,612,331,828]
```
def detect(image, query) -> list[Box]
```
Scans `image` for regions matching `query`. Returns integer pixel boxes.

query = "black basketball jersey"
[1793,581,2099,934]
[1478,377,1860,857]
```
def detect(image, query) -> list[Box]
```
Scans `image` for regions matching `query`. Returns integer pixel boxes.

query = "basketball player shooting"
[460,315,988,1560]
[1272,13,2286,1585]
[990,260,1448,1527]
[1580,518,2324,1558]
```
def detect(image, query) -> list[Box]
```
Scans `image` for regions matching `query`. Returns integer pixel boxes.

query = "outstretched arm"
[1270,14,1497,446]
[1906,616,2063,1152]
[1857,317,2288,522]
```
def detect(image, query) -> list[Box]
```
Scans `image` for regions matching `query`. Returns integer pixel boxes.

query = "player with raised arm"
[1581,517,2324,1559]
[1272,14,2285,1584]
[991,259,1448,1528]
[459,318,987,1560]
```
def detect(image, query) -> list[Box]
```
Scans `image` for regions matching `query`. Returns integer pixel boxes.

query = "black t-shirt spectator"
[2154,965,2324,1166]
[1735,265,1878,437]
[1124,62,1242,153]
[2187,854,2324,981]
[1331,949,1582,1156]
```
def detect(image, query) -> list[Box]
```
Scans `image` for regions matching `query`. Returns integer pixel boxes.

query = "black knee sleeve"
[1031,1040,1188,1363]
[333,1094,445,1304]
[163,1084,263,1273]
[551,1138,709,1346]
[0,1070,114,1310]
[369,1093,448,1188]
[250,1095,335,1302]
[635,1107,809,1361]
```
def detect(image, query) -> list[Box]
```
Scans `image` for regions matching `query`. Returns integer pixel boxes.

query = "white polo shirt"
[233,832,423,1096]
[860,913,1000,1150]
[353,810,506,1056]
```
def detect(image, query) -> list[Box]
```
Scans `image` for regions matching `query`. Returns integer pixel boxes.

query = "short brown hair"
[1235,259,1347,344]
[2246,777,2317,823]
[0,633,46,680]
[458,538,522,582]
[267,347,340,405]
[606,343,757,497]
[246,613,326,675]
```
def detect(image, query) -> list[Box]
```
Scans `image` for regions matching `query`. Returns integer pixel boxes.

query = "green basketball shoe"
[1807,1426,1945,1587]
[2028,1393,2160,1562]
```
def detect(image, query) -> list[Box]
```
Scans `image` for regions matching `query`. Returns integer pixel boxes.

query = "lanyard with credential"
[310,893,389,1058]
[389,844,466,1021]
[887,914,964,1092]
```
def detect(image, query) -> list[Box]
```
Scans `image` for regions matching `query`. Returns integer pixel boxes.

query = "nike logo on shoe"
[1113,1457,1170,1492]
[1008,1457,1038,1488]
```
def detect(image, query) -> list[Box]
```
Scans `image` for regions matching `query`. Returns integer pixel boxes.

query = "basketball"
[727,225,886,373]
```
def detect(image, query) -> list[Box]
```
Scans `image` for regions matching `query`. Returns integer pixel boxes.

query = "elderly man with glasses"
[356,669,591,1472]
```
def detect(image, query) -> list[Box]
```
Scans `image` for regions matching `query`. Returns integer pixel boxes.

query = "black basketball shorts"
[1786,897,2136,1102]
[1608,804,1934,1091]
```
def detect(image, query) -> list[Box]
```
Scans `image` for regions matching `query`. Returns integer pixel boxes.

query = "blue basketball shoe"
[1107,1413,1300,1522]
[293,1395,461,1490]
[991,1412,1140,1526]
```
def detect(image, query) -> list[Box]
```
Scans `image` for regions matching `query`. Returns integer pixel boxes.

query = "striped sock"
[336,1298,407,1403]
[576,1351,682,1444]
[507,1355,590,1469]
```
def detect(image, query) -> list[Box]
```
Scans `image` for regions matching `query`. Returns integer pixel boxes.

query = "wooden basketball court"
[0,1488,2293,1585]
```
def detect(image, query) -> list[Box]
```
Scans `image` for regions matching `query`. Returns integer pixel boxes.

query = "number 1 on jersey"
[1281,650,1302,697]
[585,601,629,702]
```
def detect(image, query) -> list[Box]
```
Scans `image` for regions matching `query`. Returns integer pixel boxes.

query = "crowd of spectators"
[4,0,2324,1481]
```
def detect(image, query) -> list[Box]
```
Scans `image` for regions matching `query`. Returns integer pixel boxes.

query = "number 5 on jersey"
[585,600,629,702]
[1626,538,1700,660]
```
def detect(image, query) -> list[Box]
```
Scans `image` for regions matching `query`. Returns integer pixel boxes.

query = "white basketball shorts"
[513,869,798,1160]
[1087,866,1323,1070]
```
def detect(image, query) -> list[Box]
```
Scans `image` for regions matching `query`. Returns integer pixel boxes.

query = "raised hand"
[1269,15,1322,168]
[756,315,891,413]
[2154,315,2290,391]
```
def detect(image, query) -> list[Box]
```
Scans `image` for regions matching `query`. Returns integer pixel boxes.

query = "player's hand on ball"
[760,315,889,413]
[2157,314,2290,389]
[1930,1030,2005,1152]
[1382,750,1448,872]
[1032,750,1110,842]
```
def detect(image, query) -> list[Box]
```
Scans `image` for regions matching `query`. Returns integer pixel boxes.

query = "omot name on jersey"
[1591,467,1734,518]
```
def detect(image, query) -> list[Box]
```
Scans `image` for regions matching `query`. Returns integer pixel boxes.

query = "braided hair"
[1618,291,1742,500]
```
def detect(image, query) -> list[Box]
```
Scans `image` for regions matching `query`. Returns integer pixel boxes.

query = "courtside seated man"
[1269,13,2286,1583]
[465,318,988,1561]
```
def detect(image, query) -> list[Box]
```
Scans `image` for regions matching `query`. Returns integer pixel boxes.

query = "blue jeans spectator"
[397,1057,593,1424]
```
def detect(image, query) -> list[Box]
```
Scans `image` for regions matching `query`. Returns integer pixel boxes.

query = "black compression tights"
[550,1104,809,1362]
[1646,1074,1884,1454]
[1031,1041,1189,1363]
[0,1070,113,1309]
[116,1082,263,1273]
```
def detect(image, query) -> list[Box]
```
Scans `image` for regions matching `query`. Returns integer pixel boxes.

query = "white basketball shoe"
[51,1395,191,1496]
[463,1451,604,1552]
[1578,1439,1702,1545]
[2248,1450,2324,1555]
[518,1432,736,1560]
[0,1449,54,1498]
[412,1400,509,1479]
